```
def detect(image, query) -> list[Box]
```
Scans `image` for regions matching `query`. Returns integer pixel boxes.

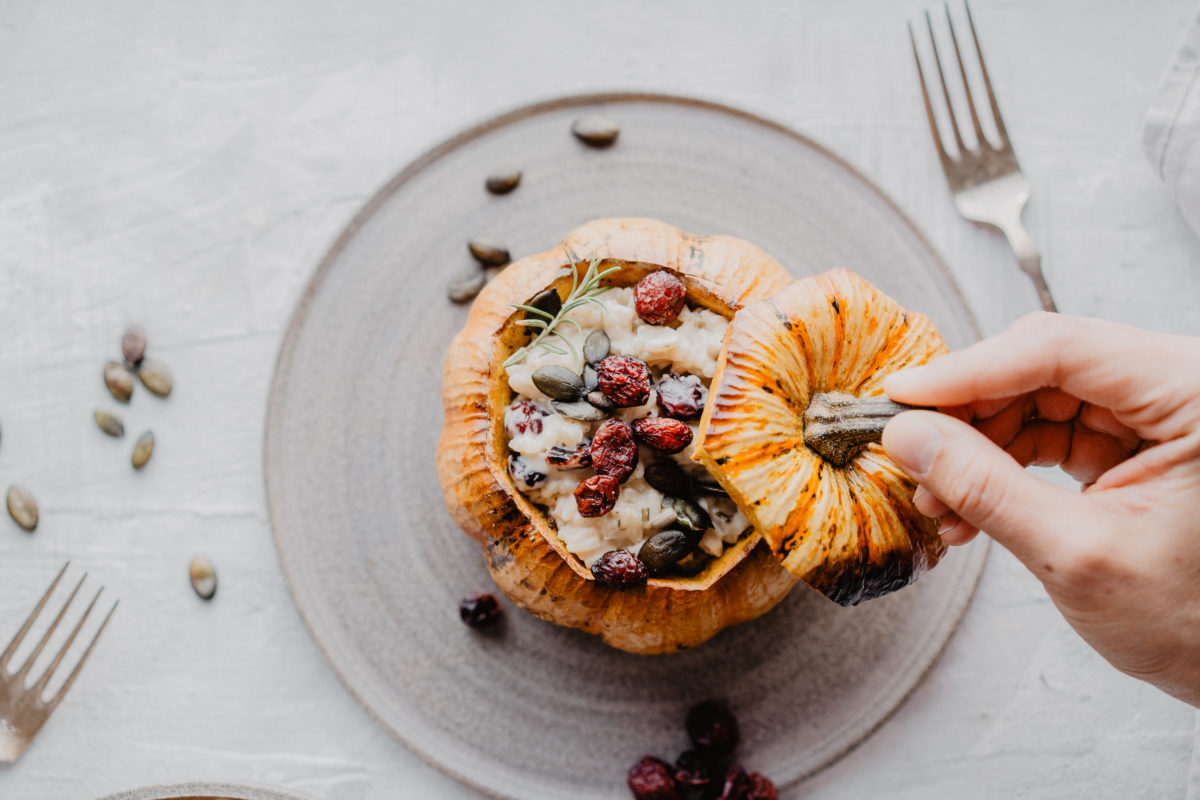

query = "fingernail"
[937,516,957,536]
[912,485,929,505]
[883,413,943,477]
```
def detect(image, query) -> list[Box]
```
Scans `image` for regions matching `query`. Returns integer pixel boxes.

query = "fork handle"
[996,214,1057,312]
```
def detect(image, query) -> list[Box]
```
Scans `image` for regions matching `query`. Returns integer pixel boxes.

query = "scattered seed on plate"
[448,271,486,304]
[94,409,125,438]
[131,430,154,469]
[189,556,217,600]
[571,114,620,147]
[103,360,135,403]
[467,237,510,267]
[485,167,521,195]
[138,358,173,398]
[6,485,37,532]
[121,325,147,366]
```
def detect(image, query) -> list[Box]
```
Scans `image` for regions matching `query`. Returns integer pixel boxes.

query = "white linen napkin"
[1145,8,1200,238]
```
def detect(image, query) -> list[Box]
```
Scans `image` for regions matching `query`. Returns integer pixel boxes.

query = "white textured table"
[2,1,1199,798]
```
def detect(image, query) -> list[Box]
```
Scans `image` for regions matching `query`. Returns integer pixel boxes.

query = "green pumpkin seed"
[6,485,38,532]
[131,430,154,469]
[583,330,610,366]
[104,360,135,403]
[583,365,599,392]
[94,409,125,438]
[121,325,146,366]
[663,495,712,532]
[138,359,173,398]
[448,271,486,303]
[468,237,510,267]
[526,288,562,320]
[485,167,521,195]
[639,529,693,575]
[643,461,692,498]
[189,556,217,600]
[585,390,614,411]
[551,399,608,422]
[532,365,585,401]
[571,114,620,147]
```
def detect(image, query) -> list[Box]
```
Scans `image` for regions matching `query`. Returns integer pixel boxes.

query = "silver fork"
[0,563,117,762]
[909,1,1057,312]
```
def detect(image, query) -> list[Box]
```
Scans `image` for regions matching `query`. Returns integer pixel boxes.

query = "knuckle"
[1010,311,1077,386]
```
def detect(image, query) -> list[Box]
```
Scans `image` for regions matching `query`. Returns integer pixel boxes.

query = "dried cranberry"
[745,773,777,800]
[591,549,649,588]
[673,749,713,794]
[713,764,749,800]
[627,755,678,800]
[575,474,620,517]
[591,419,639,483]
[656,374,707,420]
[597,355,652,408]
[546,440,592,469]
[505,399,546,437]
[458,593,502,628]
[508,454,546,490]
[686,701,740,756]
[635,270,687,326]
[631,418,694,454]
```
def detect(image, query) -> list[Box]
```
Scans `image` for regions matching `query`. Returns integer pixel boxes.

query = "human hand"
[881,312,1200,707]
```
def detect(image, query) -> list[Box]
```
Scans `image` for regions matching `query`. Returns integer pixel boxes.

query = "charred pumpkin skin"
[437,218,798,654]
[693,268,949,606]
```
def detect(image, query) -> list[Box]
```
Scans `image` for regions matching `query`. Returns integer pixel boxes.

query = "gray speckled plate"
[97,783,309,800]
[265,92,988,800]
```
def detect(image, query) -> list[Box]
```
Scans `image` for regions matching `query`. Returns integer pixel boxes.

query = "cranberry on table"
[634,270,687,326]
[591,549,649,588]
[505,398,546,436]
[626,755,677,800]
[597,354,652,408]
[673,749,713,793]
[686,701,740,756]
[591,419,639,482]
[631,417,693,454]
[713,763,749,800]
[656,373,707,420]
[575,474,620,517]
[746,772,778,800]
[458,593,502,628]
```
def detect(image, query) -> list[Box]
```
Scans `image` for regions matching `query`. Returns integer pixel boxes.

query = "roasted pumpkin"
[693,267,949,605]
[437,218,798,654]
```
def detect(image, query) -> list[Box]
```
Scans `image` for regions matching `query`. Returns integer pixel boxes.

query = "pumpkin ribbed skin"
[693,268,949,605]
[437,218,798,654]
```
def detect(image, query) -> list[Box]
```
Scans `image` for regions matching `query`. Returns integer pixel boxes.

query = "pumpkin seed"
[643,461,692,498]
[585,390,614,411]
[583,364,599,392]
[121,325,147,366]
[583,330,610,366]
[131,430,154,469]
[94,409,125,438]
[571,114,620,147]
[468,237,510,267]
[103,360,135,403]
[485,167,521,195]
[551,399,608,422]
[692,477,730,497]
[189,556,217,600]
[663,495,712,532]
[639,529,693,575]
[673,549,711,577]
[6,485,37,532]
[526,288,562,320]
[532,365,585,401]
[448,270,486,303]
[138,359,173,398]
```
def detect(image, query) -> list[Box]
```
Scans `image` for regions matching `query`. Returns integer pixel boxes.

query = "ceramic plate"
[97,783,309,800]
[265,92,988,800]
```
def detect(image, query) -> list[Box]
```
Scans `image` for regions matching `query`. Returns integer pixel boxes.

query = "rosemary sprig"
[504,249,620,369]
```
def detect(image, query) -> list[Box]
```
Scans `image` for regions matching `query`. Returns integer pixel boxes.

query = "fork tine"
[45,600,117,712]
[13,573,86,681]
[0,562,69,671]
[944,3,987,145]
[32,587,102,695]
[964,0,1009,143]
[908,21,950,163]
[924,10,967,153]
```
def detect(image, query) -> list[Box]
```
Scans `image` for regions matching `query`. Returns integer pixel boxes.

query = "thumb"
[882,410,1085,566]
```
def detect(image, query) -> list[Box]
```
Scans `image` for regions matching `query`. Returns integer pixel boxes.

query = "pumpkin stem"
[802,392,919,467]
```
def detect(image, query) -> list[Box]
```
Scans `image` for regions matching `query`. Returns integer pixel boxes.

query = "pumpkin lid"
[692,267,949,605]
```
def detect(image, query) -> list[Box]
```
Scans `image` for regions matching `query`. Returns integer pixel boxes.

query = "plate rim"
[263,89,987,798]
[95,781,313,800]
